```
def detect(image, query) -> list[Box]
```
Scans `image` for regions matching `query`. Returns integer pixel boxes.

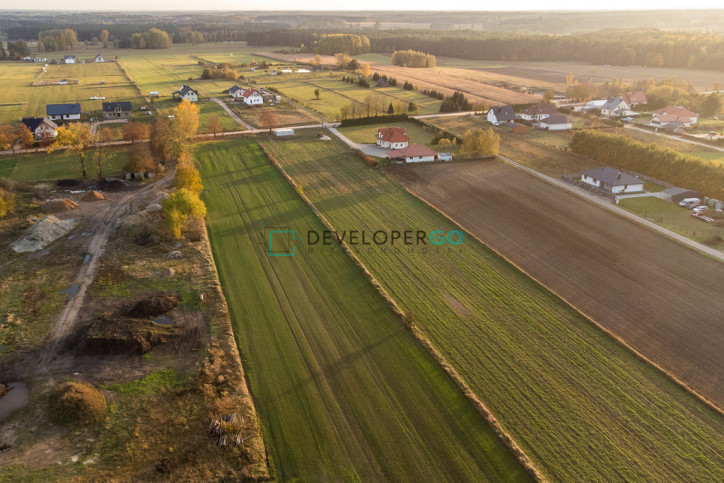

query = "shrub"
[162,188,207,239]
[0,188,15,219]
[174,167,203,195]
[48,382,107,424]
[181,215,205,242]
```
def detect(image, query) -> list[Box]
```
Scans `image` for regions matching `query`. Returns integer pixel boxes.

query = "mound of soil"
[82,190,106,202]
[81,316,175,355]
[126,295,180,317]
[99,177,127,191]
[57,178,83,187]
[43,198,79,213]
[12,215,78,253]
[47,382,106,424]
[134,233,161,247]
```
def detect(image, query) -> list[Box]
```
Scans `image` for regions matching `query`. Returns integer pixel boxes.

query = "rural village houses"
[581,167,644,194]
[537,114,573,130]
[377,127,410,149]
[600,97,632,117]
[487,105,516,125]
[173,84,199,102]
[102,101,132,120]
[94,54,105,63]
[242,87,264,106]
[64,55,76,64]
[386,144,438,164]
[228,85,244,98]
[649,106,699,128]
[46,103,81,122]
[518,102,559,121]
[622,91,648,106]
[20,117,58,140]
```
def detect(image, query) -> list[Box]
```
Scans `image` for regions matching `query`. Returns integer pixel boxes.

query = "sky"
[5,1,724,11]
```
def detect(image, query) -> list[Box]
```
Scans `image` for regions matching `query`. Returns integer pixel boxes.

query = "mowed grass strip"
[1,148,128,182]
[259,135,724,482]
[197,140,529,482]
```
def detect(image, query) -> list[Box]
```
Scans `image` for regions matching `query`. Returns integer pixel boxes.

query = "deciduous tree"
[48,123,94,177]
[206,115,221,139]
[260,109,278,133]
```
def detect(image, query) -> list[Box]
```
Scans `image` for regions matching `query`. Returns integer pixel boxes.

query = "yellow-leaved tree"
[460,128,500,159]
[170,99,200,159]
[48,123,94,177]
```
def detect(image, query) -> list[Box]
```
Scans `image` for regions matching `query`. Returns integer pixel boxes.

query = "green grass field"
[339,121,438,144]
[0,148,128,182]
[197,139,529,482]
[620,196,724,248]
[259,134,724,482]
[0,61,146,125]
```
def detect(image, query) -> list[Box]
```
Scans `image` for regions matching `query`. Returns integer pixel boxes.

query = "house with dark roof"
[600,97,631,117]
[46,103,81,122]
[102,101,132,120]
[172,85,199,102]
[386,144,437,164]
[94,54,105,63]
[487,105,516,125]
[538,114,572,131]
[661,187,703,203]
[21,117,58,140]
[581,167,643,194]
[64,55,76,64]
[377,127,410,149]
[228,85,243,98]
[622,91,647,106]
[518,102,559,121]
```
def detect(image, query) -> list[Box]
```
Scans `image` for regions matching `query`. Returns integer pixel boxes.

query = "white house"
[386,144,437,164]
[64,55,76,64]
[518,102,559,121]
[537,114,573,131]
[46,103,81,122]
[376,127,410,149]
[228,85,243,98]
[581,167,644,194]
[487,105,516,125]
[438,153,454,162]
[600,97,631,117]
[172,85,199,102]
[242,88,264,106]
[20,117,58,140]
[94,54,104,63]
[650,106,699,128]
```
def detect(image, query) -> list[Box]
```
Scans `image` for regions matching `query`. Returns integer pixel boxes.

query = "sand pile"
[43,199,79,213]
[12,215,78,253]
[82,190,106,202]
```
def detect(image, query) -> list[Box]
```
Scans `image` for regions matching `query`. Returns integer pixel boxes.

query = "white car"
[692,205,707,213]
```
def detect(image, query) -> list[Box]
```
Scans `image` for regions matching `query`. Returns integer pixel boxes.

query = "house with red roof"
[242,87,264,106]
[650,106,699,128]
[622,91,648,107]
[518,102,559,121]
[377,127,410,149]
[386,144,437,163]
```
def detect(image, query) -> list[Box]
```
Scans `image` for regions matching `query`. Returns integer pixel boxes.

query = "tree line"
[315,34,370,55]
[570,130,724,199]
[391,50,436,68]
[38,29,78,51]
[130,28,172,49]
[0,40,30,59]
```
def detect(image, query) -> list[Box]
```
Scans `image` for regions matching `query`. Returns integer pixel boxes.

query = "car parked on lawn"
[692,206,708,214]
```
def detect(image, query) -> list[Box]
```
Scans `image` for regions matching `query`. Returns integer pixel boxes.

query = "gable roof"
[541,114,571,125]
[623,91,647,104]
[488,105,516,122]
[64,55,75,60]
[243,87,262,98]
[173,84,198,97]
[601,97,627,111]
[378,127,409,143]
[102,101,132,112]
[21,117,57,132]
[228,85,241,94]
[653,106,698,123]
[46,103,81,116]
[521,102,559,117]
[386,144,437,159]
[582,167,641,186]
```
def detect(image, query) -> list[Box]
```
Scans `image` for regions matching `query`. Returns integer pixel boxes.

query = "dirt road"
[38,174,173,368]
[394,159,724,408]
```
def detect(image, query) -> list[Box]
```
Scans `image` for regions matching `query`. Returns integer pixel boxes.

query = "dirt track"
[394,160,724,408]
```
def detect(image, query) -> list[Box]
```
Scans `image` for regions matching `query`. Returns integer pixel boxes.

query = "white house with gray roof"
[581,167,643,194]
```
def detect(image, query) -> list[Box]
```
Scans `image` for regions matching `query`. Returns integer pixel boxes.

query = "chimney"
[617,172,622,180]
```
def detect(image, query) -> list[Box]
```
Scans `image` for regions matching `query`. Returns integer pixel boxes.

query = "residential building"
[386,144,437,164]
[172,85,199,102]
[661,187,703,203]
[102,101,132,120]
[242,88,264,106]
[518,102,559,121]
[537,114,573,130]
[377,127,410,149]
[600,97,631,117]
[46,103,81,122]
[94,54,105,63]
[487,105,516,125]
[650,106,699,128]
[64,55,76,64]
[228,85,243,98]
[622,91,648,106]
[581,167,644,194]
[20,117,58,140]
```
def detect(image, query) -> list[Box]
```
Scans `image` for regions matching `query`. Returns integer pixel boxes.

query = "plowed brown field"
[394,159,724,408]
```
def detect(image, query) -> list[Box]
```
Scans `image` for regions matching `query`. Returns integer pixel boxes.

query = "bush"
[0,188,15,219]
[181,215,205,242]
[48,382,107,424]
[174,167,203,195]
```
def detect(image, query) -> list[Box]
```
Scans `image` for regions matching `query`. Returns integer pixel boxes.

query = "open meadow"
[259,133,724,482]
[197,139,529,482]
[0,148,128,181]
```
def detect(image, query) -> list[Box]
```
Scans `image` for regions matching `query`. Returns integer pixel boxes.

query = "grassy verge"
[1,148,128,182]
[197,139,529,482]
[259,133,724,481]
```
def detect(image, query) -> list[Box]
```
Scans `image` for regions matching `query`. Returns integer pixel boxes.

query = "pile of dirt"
[80,316,175,355]
[57,178,83,187]
[47,382,106,424]
[99,177,127,191]
[126,295,180,317]
[11,215,78,253]
[43,198,79,213]
[82,190,106,202]
[134,233,161,247]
